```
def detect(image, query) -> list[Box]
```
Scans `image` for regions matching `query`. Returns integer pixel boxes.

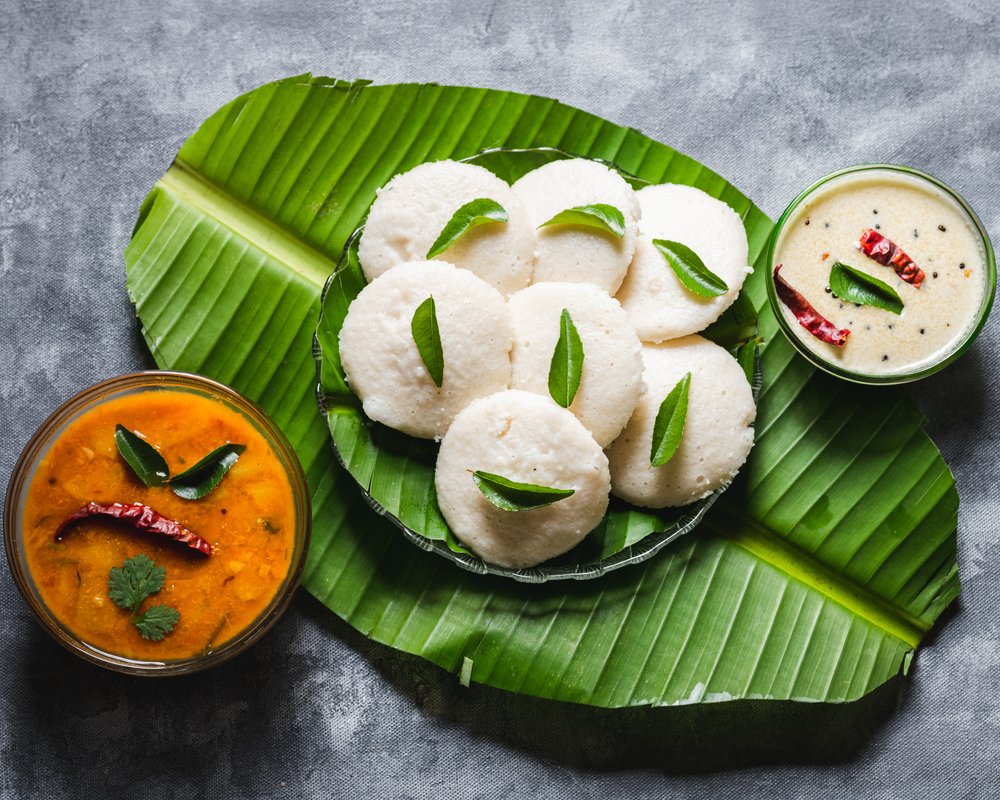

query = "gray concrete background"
[2,0,999,797]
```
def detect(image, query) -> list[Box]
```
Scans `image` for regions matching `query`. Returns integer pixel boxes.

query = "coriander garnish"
[107,554,180,641]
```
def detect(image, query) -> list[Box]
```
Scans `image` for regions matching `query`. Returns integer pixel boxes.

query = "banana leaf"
[125,74,959,705]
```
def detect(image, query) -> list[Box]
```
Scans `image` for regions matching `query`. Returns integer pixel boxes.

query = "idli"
[358,160,536,297]
[616,184,751,342]
[339,260,513,440]
[507,282,644,447]
[512,159,641,295]
[606,335,755,508]
[435,390,611,568]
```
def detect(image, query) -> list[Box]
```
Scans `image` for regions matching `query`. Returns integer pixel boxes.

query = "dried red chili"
[773,265,851,346]
[55,502,212,556]
[858,229,925,288]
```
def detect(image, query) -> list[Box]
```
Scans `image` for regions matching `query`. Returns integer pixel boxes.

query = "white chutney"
[772,169,989,377]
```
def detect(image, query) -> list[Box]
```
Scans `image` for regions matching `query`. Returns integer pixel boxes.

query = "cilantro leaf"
[107,554,179,640]
[108,554,165,611]
[134,605,181,641]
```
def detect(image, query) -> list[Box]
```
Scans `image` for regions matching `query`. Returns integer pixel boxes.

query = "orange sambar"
[22,389,296,661]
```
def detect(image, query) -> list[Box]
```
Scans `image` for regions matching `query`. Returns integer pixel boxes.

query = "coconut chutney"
[771,167,992,377]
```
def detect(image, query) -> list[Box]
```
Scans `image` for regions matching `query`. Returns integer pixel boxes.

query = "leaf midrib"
[704,503,929,649]
[159,159,338,290]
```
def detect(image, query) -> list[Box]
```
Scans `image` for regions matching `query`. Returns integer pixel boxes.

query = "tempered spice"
[773,265,851,346]
[858,229,925,288]
[55,502,213,556]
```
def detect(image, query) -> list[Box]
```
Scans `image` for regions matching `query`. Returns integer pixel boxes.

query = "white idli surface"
[339,260,513,440]
[615,183,751,342]
[508,282,644,447]
[358,160,536,297]
[435,390,610,569]
[606,335,755,508]
[512,159,641,295]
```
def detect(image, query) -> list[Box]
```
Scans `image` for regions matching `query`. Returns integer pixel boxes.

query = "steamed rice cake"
[606,335,755,508]
[339,260,513,440]
[616,184,751,341]
[358,160,536,297]
[512,159,641,295]
[435,390,611,568]
[507,282,644,447]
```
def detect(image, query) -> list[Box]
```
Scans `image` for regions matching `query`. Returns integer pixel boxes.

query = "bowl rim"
[3,370,311,676]
[765,163,997,385]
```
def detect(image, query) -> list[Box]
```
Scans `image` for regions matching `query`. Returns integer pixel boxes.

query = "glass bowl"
[766,164,996,384]
[4,371,311,675]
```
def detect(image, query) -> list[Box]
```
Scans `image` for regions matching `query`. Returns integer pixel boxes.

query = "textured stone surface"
[2,0,999,796]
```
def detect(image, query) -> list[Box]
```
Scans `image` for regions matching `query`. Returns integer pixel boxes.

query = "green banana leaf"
[125,74,959,705]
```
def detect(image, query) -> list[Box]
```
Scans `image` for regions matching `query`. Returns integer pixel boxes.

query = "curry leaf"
[653,239,728,298]
[538,203,625,238]
[650,373,691,467]
[426,198,508,259]
[737,337,763,388]
[115,424,169,487]
[547,308,584,408]
[411,296,444,387]
[168,444,246,500]
[829,261,904,315]
[472,470,575,511]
